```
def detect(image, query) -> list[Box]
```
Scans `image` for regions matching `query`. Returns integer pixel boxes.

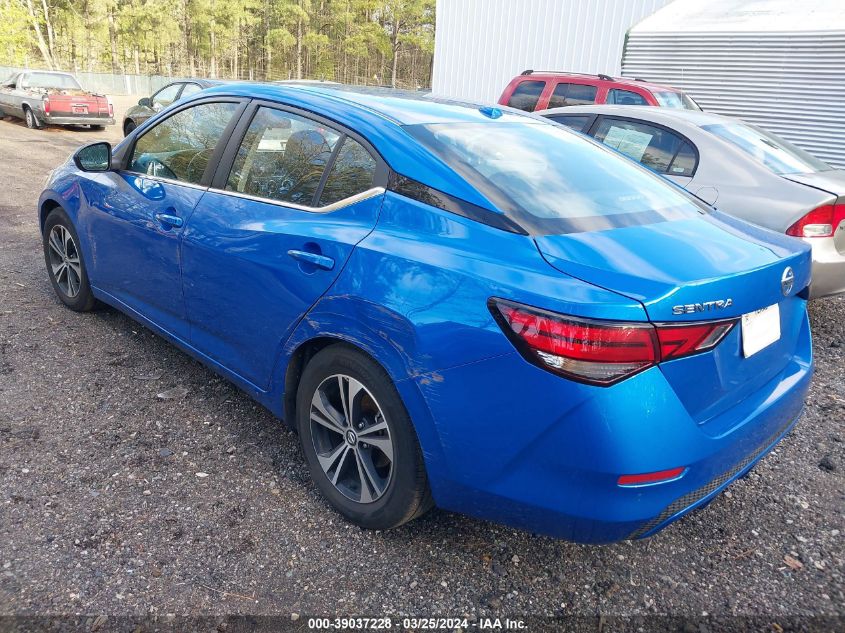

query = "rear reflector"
[489,298,736,386]
[618,467,686,486]
[786,204,845,238]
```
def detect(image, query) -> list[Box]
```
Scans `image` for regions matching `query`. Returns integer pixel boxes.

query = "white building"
[622,0,845,168]
[432,0,671,103]
[432,0,845,168]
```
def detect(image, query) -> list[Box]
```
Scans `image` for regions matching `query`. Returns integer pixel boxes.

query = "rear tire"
[90,124,105,131]
[296,344,433,530]
[42,208,97,312]
[24,107,42,129]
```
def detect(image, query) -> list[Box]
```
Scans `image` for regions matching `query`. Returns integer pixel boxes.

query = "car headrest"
[285,129,329,165]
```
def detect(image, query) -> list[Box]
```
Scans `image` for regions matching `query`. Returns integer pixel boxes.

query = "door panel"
[84,99,242,339]
[181,191,384,388]
[85,174,204,339]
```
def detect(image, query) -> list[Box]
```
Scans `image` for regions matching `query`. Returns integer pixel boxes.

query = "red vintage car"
[0,70,114,129]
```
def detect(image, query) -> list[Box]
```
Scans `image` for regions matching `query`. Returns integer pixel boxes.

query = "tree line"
[0,0,436,89]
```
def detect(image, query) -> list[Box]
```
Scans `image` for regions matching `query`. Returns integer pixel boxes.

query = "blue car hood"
[534,212,812,322]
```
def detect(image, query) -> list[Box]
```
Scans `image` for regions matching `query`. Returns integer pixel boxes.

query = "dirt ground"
[0,96,843,629]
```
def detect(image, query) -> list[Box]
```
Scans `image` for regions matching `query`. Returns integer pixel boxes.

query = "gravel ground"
[0,99,843,629]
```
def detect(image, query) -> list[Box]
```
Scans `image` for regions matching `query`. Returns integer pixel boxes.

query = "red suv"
[498,70,700,112]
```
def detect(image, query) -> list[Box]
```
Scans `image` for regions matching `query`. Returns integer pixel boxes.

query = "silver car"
[543,105,845,299]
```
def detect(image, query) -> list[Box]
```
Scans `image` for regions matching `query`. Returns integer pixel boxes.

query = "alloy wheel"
[47,225,82,298]
[309,374,394,503]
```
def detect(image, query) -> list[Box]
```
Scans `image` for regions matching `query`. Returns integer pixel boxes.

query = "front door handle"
[287,249,335,271]
[154,212,184,229]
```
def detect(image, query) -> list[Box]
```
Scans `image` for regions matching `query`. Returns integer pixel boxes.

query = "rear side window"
[607,89,648,106]
[548,83,597,108]
[152,83,182,109]
[668,142,697,176]
[226,106,341,205]
[319,138,377,206]
[547,115,593,133]
[593,118,693,175]
[180,83,203,99]
[507,81,545,112]
[129,101,239,184]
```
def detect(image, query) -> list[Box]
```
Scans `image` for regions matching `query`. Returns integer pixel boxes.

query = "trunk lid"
[782,170,845,198]
[46,89,110,117]
[535,212,813,428]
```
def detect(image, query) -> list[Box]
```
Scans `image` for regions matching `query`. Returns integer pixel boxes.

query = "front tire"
[296,345,433,530]
[42,208,97,312]
[123,120,136,136]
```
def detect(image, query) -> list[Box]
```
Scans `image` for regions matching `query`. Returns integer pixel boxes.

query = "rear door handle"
[154,212,184,229]
[287,249,335,271]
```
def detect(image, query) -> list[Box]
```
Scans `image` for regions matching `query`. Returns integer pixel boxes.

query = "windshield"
[404,121,706,234]
[22,72,81,90]
[652,90,700,111]
[702,122,831,175]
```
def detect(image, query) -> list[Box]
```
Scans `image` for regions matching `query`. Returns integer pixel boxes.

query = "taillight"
[786,204,845,238]
[489,298,736,386]
[108,100,114,117]
[43,97,50,114]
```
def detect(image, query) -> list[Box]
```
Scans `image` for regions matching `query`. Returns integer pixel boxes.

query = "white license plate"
[741,304,780,357]
[72,105,88,114]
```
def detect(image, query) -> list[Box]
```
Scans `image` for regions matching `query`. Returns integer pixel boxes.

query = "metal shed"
[622,0,845,168]
[432,0,671,104]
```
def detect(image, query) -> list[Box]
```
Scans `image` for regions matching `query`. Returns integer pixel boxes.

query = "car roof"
[516,72,683,93]
[201,82,531,126]
[541,104,740,129]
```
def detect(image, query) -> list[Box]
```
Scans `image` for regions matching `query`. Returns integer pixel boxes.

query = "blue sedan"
[38,83,813,543]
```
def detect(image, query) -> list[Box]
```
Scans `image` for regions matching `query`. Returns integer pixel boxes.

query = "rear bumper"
[807,236,845,298]
[43,114,114,126]
[415,310,813,543]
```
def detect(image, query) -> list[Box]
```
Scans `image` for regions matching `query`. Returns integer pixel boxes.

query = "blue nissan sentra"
[38,83,813,543]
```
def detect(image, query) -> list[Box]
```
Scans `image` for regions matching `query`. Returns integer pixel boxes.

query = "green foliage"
[0,0,32,66]
[0,0,435,87]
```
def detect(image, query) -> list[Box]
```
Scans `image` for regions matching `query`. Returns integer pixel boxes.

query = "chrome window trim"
[116,170,209,191]
[206,185,386,213]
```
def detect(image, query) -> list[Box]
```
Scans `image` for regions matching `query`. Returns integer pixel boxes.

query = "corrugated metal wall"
[432,0,671,103]
[622,31,845,169]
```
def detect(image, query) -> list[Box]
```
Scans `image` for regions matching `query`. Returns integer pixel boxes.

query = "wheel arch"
[39,197,64,234]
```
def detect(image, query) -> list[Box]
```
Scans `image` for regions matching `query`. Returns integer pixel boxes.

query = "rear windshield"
[702,122,831,175]
[404,121,706,234]
[652,91,700,110]
[22,72,81,90]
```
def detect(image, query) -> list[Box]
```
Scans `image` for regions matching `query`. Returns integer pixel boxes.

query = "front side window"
[702,122,831,175]
[607,89,648,106]
[592,118,690,175]
[548,83,597,109]
[22,72,81,90]
[547,114,592,133]
[507,81,545,112]
[319,138,377,206]
[405,120,705,234]
[226,107,341,206]
[152,83,182,109]
[128,101,239,184]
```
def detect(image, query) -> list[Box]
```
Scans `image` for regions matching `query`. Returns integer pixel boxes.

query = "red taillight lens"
[43,97,50,114]
[108,100,114,117]
[786,204,845,238]
[618,467,686,486]
[490,299,736,386]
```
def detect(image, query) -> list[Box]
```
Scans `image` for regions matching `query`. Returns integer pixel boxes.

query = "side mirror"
[73,142,112,172]
[138,97,152,107]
